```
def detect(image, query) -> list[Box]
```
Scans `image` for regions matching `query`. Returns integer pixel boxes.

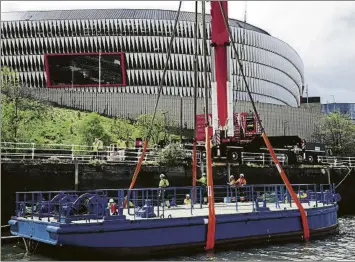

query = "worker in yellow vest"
[196,173,208,204]
[184,194,191,206]
[159,174,170,208]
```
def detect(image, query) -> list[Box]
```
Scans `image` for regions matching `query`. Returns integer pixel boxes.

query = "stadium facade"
[1,9,322,141]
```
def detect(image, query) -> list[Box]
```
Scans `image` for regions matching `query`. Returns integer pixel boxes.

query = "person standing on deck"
[108,198,118,215]
[236,174,247,202]
[236,174,247,186]
[159,174,170,208]
[184,194,191,206]
[196,173,208,204]
[229,175,236,187]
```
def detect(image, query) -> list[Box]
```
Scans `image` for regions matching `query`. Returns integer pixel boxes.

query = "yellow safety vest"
[198,176,207,185]
[159,179,169,188]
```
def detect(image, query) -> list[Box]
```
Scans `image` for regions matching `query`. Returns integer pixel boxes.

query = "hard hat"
[160,174,165,178]
[202,173,206,176]
[109,198,114,203]
[186,194,190,198]
[230,175,234,179]
[240,174,244,177]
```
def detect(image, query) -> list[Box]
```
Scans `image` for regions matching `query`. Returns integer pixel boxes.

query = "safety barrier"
[13,184,340,223]
[241,152,287,166]
[0,142,163,164]
[317,156,355,167]
[1,141,352,167]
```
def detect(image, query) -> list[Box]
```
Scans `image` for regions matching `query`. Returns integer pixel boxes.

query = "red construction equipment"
[203,1,311,248]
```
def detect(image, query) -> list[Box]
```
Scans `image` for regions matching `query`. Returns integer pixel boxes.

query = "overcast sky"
[2,1,355,103]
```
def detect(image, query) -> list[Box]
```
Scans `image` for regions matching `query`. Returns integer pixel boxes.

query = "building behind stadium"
[1,9,324,141]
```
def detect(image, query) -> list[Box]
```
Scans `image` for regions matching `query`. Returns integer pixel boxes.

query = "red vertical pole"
[192,0,198,203]
[123,138,150,208]
[205,128,216,251]
[262,133,310,240]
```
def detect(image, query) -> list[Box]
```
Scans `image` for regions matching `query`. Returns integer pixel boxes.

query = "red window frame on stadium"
[44,52,126,88]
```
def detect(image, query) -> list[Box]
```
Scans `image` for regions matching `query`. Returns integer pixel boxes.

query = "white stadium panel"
[0,8,323,140]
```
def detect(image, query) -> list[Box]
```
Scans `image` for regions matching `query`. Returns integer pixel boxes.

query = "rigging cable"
[192,0,199,203]
[124,1,183,205]
[235,1,247,100]
[203,0,217,251]
[335,166,352,190]
[217,0,310,241]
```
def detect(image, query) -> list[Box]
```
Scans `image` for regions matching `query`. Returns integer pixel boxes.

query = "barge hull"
[9,204,338,256]
[92,223,339,258]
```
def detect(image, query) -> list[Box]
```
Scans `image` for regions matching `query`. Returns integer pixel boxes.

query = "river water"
[2,216,354,261]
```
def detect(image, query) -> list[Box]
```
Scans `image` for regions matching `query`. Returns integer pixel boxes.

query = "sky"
[1,1,355,104]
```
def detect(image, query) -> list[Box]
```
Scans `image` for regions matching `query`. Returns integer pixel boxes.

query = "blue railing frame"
[13,184,340,223]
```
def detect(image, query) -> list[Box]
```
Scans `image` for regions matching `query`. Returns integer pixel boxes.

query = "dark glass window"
[45,53,125,88]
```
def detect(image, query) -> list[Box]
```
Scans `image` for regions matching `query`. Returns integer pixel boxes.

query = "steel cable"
[125,1,183,198]
[217,0,310,240]
[147,1,183,138]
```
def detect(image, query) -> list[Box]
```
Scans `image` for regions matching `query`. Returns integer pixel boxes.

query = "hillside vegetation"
[1,67,179,147]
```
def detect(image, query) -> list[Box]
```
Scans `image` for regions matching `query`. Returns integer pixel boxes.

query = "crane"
[204,0,310,251]
[210,1,234,150]
[124,0,310,252]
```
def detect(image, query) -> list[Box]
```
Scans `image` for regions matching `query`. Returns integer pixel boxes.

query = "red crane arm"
[210,1,229,130]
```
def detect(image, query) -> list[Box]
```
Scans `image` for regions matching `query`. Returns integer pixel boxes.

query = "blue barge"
[8,184,340,256]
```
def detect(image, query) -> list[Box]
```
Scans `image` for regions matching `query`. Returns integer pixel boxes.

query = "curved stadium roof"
[1,8,270,35]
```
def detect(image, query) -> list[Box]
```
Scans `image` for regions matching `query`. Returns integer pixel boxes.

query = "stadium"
[1,9,321,141]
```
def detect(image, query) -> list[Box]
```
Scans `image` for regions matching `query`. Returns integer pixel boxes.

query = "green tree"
[314,111,355,156]
[1,67,48,142]
[78,112,111,146]
[110,117,135,146]
[1,67,180,148]
[134,112,177,145]
[158,143,187,166]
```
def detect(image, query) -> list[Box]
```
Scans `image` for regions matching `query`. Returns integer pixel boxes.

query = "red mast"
[210,1,234,143]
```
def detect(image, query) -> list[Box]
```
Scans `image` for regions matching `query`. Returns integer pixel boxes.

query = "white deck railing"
[1,141,353,167]
[317,156,355,167]
[241,152,288,166]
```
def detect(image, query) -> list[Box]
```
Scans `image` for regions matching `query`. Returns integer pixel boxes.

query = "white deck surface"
[122,201,331,220]
[22,201,333,224]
